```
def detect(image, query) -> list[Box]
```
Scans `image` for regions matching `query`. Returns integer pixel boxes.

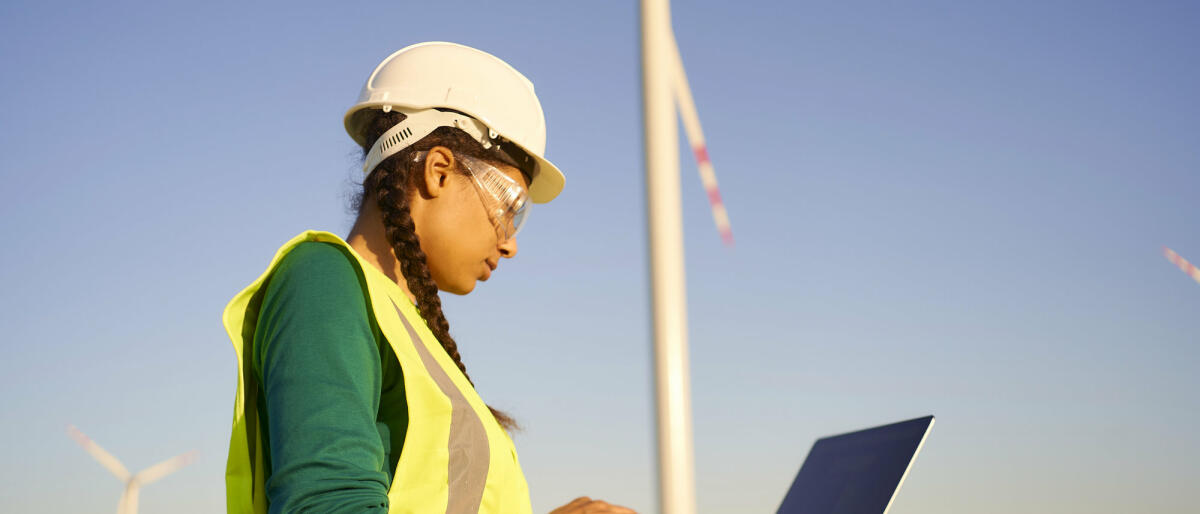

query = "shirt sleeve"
[252,242,390,513]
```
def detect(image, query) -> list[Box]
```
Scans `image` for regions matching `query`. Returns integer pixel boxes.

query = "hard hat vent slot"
[380,126,414,153]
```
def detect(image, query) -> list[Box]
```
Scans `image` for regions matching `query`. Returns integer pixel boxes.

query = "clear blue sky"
[2,1,1197,512]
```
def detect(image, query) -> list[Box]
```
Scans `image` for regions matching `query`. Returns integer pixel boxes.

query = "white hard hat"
[345,42,565,204]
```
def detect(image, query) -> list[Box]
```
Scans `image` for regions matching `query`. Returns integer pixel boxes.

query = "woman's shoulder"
[261,241,369,310]
[254,241,378,373]
[274,241,363,283]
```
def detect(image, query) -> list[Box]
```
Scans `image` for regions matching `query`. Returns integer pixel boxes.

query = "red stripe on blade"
[706,187,723,206]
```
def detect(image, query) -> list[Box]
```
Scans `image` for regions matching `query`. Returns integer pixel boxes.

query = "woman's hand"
[549,496,637,514]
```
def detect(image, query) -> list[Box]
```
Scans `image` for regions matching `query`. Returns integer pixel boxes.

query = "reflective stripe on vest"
[222,231,532,514]
[391,298,490,512]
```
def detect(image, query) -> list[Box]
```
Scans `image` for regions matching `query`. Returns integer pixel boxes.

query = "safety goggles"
[413,152,529,241]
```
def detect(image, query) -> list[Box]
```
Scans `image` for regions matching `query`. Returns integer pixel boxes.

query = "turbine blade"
[67,425,131,482]
[135,450,197,486]
[1164,246,1200,285]
[668,30,734,246]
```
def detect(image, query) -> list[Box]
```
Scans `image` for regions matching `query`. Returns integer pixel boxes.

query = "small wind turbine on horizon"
[67,425,196,514]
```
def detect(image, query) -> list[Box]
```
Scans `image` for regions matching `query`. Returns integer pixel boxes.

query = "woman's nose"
[498,236,518,258]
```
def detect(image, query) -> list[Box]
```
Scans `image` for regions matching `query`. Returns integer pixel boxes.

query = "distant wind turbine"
[67,425,196,514]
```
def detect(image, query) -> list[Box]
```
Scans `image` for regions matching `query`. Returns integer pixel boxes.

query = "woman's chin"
[438,279,477,296]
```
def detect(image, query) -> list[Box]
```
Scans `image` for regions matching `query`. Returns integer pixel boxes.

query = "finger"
[597,501,637,514]
[583,507,636,514]
[550,496,592,513]
[582,500,637,514]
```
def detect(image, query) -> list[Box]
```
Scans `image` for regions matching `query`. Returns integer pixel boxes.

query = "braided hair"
[354,110,519,431]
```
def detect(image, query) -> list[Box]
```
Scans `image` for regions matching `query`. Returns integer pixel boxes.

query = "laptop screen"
[776,415,934,514]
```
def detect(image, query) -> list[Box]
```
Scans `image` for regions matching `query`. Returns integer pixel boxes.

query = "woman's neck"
[346,202,418,304]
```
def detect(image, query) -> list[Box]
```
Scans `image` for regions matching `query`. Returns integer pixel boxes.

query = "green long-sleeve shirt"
[251,241,410,513]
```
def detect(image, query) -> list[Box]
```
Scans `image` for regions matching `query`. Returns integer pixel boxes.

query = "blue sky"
[1,1,1197,512]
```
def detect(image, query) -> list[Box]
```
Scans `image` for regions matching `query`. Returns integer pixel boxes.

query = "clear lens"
[458,154,530,241]
[409,151,530,241]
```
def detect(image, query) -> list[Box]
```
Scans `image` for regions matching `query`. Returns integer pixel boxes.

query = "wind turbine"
[67,425,196,514]
[643,1,733,513]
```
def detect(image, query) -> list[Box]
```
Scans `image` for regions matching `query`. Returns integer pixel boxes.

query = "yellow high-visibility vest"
[222,230,532,514]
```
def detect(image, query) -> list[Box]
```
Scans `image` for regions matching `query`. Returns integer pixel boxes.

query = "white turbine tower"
[67,425,196,514]
[643,1,732,513]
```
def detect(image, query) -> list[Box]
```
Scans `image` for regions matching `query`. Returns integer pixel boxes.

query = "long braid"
[361,113,517,431]
[375,168,469,379]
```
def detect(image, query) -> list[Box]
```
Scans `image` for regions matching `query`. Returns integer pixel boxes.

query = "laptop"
[776,415,935,514]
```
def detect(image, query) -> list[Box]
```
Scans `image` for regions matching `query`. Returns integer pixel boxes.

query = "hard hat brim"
[512,142,564,204]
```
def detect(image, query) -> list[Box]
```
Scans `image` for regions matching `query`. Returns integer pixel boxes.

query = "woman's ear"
[419,146,457,199]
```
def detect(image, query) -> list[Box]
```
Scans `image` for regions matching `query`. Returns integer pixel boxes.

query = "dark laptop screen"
[777,416,933,514]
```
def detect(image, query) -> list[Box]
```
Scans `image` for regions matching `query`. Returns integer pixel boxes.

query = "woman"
[222,42,635,514]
